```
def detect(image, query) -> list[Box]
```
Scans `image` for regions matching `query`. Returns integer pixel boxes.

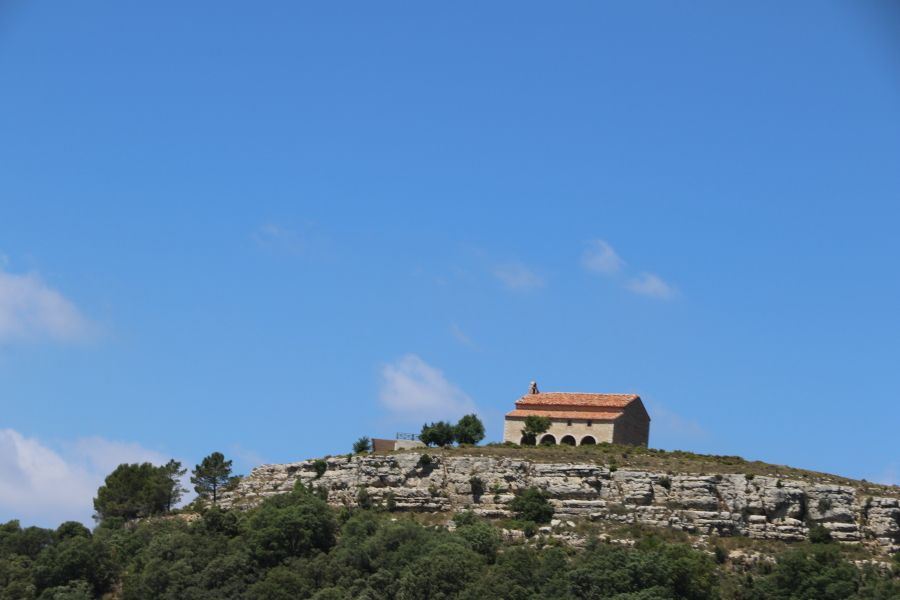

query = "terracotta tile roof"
[515,392,640,409]
[505,409,622,421]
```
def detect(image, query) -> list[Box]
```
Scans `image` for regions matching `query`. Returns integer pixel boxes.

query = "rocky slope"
[219,452,900,554]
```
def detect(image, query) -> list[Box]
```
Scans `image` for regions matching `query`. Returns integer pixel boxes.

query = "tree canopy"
[92,462,174,523]
[4,480,900,600]
[352,436,371,454]
[420,421,455,447]
[521,415,552,445]
[192,452,234,505]
[453,414,486,445]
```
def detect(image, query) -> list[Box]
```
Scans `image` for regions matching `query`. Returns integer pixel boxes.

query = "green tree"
[352,436,371,454]
[520,416,551,445]
[568,540,718,600]
[509,488,554,524]
[191,452,233,505]
[53,523,89,543]
[246,566,313,600]
[454,414,485,445]
[397,542,484,600]
[93,463,171,522]
[457,522,501,561]
[161,459,187,512]
[33,536,116,598]
[243,487,337,568]
[808,524,834,544]
[35,580,93,600]
[748,545,859,600]
[420,421,455,447]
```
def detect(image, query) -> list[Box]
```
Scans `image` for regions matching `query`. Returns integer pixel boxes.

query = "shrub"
[509,488,554,524]
[657,476,671,490]
[808,524,833,544]
[522,521,538,538]
[454,511,478,527]
[385,492,397,512]
[817,498,833,513]
[313,459,327,479]
[417,454,433,468]
[456,522,501,560]
[352,437,371,454]
[744,474,755,481]
[357,487,373,510]
[469,476,485,500]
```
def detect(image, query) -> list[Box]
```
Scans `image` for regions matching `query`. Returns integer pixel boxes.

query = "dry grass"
[381,443,900,497]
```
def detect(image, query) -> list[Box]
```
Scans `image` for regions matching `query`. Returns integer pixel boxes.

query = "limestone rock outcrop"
[219,453,900,553]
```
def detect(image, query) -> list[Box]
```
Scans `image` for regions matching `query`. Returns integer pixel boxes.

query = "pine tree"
[162,459,187,511]
[191,452,233,505]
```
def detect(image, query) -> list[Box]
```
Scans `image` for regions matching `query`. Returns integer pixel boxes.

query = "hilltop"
[3,443,900,599]
[220,443,900,561]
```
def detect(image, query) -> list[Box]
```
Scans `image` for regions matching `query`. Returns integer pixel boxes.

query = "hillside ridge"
[220,446,900,555]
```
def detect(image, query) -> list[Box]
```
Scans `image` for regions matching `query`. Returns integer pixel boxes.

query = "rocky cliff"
[220,452,900,554]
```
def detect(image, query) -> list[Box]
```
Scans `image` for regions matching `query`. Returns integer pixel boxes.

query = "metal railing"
[396,432,419,441]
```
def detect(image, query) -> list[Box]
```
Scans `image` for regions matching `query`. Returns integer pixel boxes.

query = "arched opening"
[560,435,576,446]
[580,436,596,446]
[520,434,536,446]
[539,434,557,445]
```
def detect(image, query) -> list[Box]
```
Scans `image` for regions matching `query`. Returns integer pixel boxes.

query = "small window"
[567,420,572,426]
[587,420,592,427]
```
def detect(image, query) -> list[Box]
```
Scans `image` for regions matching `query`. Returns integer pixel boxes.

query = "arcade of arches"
[524,433,597,446]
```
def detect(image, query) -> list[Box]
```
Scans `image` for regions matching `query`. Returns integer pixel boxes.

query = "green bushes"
[313,459,327,478]
[469,476,485,500]
[808,524,834,544]
[92,462,183,521]
[4,468,900,600]
[420,414,487,447]
[521,416,551,444]
[569,539,719,600]
[509,487,554,524]
[352,437,371,454]
[1,507,898,600]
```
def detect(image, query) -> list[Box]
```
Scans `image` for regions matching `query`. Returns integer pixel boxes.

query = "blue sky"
[2,1,899,525]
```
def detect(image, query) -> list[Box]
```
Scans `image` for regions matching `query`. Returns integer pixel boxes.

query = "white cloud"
[581,239,624,275]
[449,323,478,350]
[379,354,476,421]
[0,429,185,527]
[229,444,266,472]
[253,223,305,255]
[626,272,676,299]
[493,263,544,290]
[0,270,92,343]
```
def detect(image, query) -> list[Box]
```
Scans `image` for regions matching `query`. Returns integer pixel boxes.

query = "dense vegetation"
[419,414,486,447]
[2,479,899,600]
